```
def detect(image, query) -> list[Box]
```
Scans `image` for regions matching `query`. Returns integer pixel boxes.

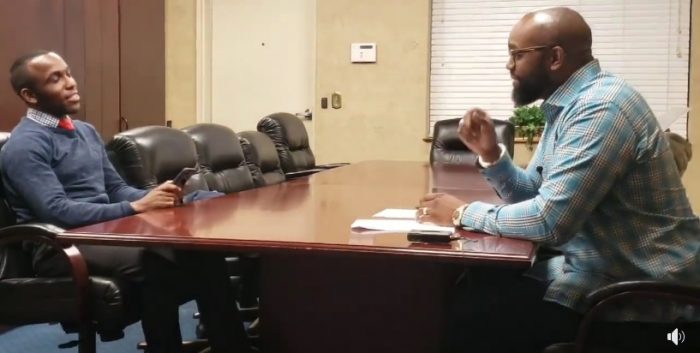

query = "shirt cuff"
[477,143,506,168]
[461,201,501,236]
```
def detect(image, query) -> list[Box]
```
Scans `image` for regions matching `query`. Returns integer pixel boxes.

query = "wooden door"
[118,0,166,133]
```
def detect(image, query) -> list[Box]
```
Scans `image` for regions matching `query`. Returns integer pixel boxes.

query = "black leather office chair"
[0,132,135,353]
[257,112,315,173]
[665,131,692,176]
[257,112,347,178]
[181,124,255,193]
[106,126,258,350]
[181,123,261,326]
[105,126,208,192]
[542,281,700,353]
[430,118,515,165]
[238,131,286,187]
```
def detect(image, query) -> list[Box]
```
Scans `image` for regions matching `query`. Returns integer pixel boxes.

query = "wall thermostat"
[351,43,377,63]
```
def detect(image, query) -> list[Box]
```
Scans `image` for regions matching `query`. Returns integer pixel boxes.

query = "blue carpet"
[0,300,199,353]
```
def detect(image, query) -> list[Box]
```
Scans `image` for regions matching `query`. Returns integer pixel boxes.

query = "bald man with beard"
[417,7,700,353]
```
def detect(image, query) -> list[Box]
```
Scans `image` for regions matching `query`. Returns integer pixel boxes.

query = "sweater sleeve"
[2,134,136,228]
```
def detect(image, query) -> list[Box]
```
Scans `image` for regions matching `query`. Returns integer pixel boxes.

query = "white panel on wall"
[430,0,691,138]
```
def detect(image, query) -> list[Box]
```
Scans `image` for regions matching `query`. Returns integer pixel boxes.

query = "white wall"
[314,0,431,164]
[165,0,196,129]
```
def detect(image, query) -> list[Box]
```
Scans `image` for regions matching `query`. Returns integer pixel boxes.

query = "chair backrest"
[106,126,208,191]
[257,112,315,173]
[430,118,515,166]
[0,132,36,279]
[665,131,692,176]
[182,124,256,193]
[0,132,16,229]
[238,131,286,187]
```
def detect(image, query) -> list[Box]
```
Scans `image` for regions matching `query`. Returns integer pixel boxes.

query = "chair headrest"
[182,123,254,193]
[0,132,17,229]
[0,132,33,279]
[665,131,693,176]
[238,131,281,172]
[430,118,515,166]
[181,123,245,172]
[106,126,199,189]
[258,112,310,150]
[432,119,466,151]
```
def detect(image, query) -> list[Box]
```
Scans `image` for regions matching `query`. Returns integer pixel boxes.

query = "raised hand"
[457,108,501,162]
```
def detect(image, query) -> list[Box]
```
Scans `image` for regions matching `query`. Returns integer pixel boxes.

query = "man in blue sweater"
[1,51,250,353]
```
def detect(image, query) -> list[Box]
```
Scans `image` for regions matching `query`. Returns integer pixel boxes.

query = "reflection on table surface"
[63,161,535,266]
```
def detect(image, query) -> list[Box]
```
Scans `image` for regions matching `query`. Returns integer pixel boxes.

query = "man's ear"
[19,88,38,105]
[548,46,565,71]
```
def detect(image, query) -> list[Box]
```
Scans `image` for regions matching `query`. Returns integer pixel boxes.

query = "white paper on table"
[658,107,690,131]
[350,219,455,233]
[372,208,419,219]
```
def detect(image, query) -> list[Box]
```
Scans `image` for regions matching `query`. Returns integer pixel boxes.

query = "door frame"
[195,0,213,124]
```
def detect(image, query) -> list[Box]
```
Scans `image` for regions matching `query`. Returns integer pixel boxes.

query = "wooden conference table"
[61,161,536,353]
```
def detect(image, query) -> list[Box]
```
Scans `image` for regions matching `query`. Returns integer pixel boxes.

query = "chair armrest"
[0,223,64,242]
[285,168,324,179]
[284,163,350,179]
[316,163,349,169]
[0,223,90,322]
[586,280,700,308]
[574,280,700,353]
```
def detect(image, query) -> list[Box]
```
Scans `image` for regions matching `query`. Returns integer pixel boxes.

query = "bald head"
[506,7,595,105]
[513,7,593,63]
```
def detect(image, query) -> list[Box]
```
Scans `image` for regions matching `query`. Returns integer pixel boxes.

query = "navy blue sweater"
[0,118,147,228]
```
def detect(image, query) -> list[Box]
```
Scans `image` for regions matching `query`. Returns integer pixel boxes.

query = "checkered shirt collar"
[25,108,71,128]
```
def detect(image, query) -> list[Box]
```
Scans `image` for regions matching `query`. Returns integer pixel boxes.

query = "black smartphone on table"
[172,167,197,187]
[407,229,460,242]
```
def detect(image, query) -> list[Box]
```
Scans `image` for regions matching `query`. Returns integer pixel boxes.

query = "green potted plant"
[509,105,545,150]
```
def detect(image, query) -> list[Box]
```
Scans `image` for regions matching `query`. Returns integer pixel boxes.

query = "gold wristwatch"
[452,204,468,227]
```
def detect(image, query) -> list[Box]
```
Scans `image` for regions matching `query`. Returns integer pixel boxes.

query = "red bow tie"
[58,117,75,131]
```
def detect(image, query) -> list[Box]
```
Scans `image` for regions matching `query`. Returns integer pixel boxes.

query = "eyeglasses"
[508,45,553,65]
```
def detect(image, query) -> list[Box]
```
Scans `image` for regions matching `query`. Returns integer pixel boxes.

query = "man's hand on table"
[417,193,466,227]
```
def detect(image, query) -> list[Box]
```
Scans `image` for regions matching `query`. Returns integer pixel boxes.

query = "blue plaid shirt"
[462,60,700,313]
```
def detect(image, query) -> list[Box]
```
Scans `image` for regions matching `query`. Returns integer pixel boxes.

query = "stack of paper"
[350,208,455,233]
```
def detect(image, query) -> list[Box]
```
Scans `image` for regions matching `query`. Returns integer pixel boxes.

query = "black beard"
[33,91,74,117]
[512,83,541,106]
[511,67,549,106]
